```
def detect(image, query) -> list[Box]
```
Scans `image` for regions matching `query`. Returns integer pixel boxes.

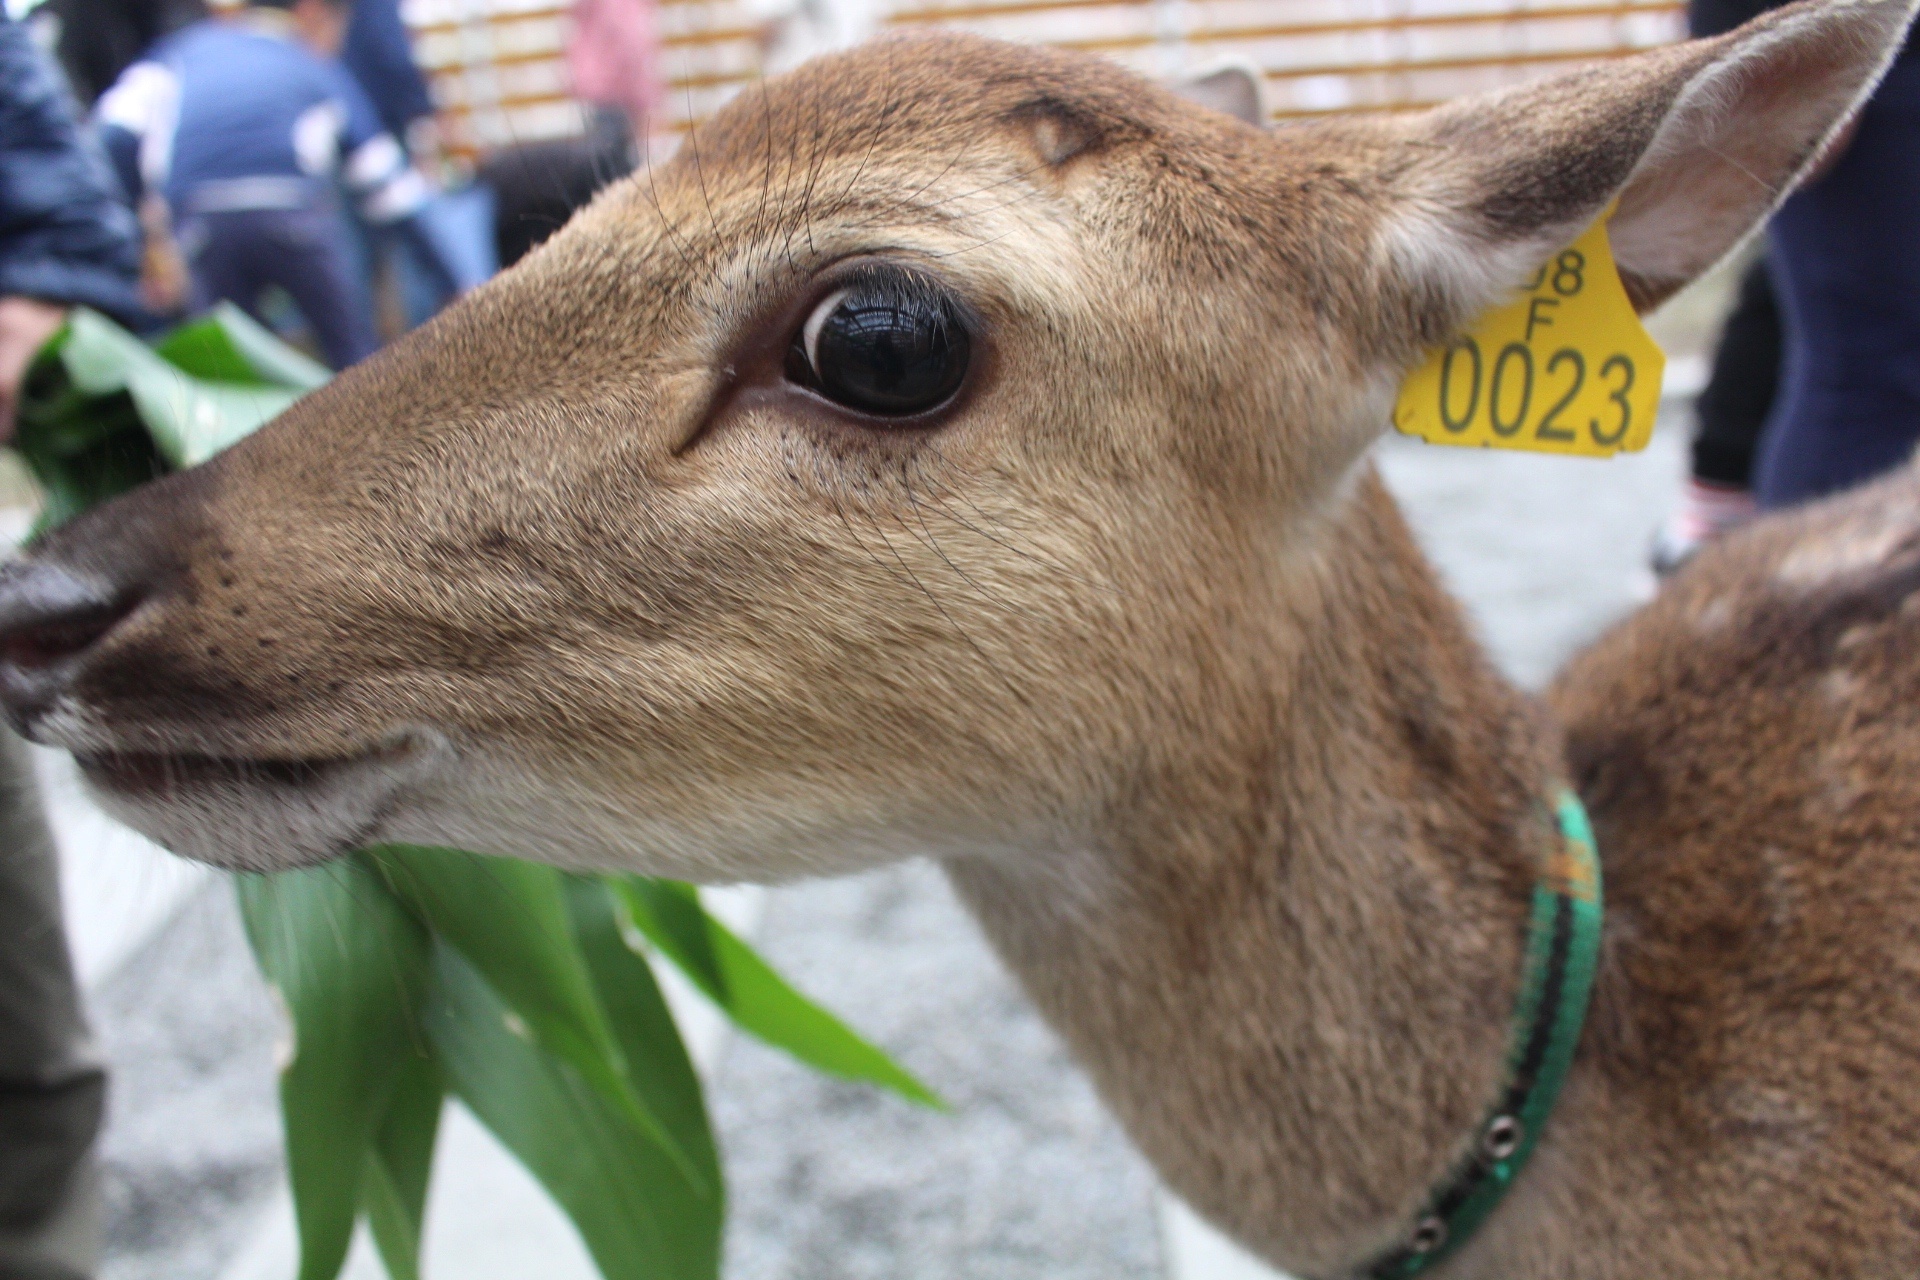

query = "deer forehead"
[533,33,1383,376]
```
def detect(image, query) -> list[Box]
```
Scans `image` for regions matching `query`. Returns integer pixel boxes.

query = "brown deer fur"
[0,1,1916,1273]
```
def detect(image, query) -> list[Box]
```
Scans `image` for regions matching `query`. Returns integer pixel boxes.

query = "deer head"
[0,0,1907,883]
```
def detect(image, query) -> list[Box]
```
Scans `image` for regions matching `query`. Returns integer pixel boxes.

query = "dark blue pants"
[1756,56,1920,508]
[182,206,379,371]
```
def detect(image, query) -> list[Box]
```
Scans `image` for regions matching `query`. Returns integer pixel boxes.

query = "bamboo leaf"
[234,863,432,1280]
[620,878,727,1001]
[44,309,299,467]
[155,312,273,384]
[361,1052,445,1280]
[130,377,300,467]
[204,301,331,389]
[362,846,701,1181]
[615,878,942,1108]
[564,877,719,1181]
[153,303,328,388]
[425,943,722,1280]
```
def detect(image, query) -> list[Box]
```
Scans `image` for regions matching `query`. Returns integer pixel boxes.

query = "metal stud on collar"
[1481,1115,1523,1163]
[1409,1216,1448,1254]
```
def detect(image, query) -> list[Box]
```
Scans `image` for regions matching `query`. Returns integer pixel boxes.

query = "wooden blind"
[402,0,768,157]
[402,0,1682,158]
[887,0,1684,121]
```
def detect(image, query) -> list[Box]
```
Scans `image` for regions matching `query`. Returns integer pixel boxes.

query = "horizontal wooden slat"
[1185,1,1677,44]
[1259,40,1664,80]
[434,90,574,114]
[662,24,763,46]
[1271,98,1432,118]
[918,1,1674,48]
[893,0,1675,30]
[418,0,1684,161]
[662,66,761,89]
[890,0,1143,24]
[416,10,760,41]
[425,45,562,70]
[435,78,757,117]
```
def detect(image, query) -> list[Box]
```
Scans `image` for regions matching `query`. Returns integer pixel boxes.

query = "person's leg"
[0,731,104,1280]
[394,186,498,328]
[1652,256,1779,574]
[1756,56,1920,508]
[256,208,381,370]
[1691,258,1780,489]
[181,211,263,322]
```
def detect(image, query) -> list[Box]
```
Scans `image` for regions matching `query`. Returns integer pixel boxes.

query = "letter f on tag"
[1525,297,1559,344]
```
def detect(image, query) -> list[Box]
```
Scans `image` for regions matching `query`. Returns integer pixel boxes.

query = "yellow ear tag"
[1392,216,1664,457]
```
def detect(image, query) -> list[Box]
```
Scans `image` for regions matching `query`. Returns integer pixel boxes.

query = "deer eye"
[785,272,971,417]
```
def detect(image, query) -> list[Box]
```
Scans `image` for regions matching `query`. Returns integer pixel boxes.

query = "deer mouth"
[72,731,448,871]
[78,749,372,794]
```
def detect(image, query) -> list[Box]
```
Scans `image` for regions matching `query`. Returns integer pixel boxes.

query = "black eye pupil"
[789,278,971,417]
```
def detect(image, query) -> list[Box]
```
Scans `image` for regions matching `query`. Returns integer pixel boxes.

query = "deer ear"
[1170,61,1268,127]
[1380,0,1916,327]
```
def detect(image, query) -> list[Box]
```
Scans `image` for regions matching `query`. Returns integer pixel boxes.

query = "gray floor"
[93,889,281,1280]
[711,863,1167,1280]
[70,416,1687,1280]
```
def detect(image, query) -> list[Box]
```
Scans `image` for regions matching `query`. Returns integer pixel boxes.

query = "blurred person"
[1648,0,1785,575]
[473,0,653,272]
[338,0,494,328]
[1753,29,1920,507]
[567,0,655,149]
[340,0,431,144]
[478,131,629,269]
[1655,0,1920,572]
[1649,258,1779,573]
[92,0,461,369]
[31,0,205,108]
[0,14,145,1279]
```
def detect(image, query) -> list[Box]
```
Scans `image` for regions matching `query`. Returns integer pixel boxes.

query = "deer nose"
[0,556,142,731]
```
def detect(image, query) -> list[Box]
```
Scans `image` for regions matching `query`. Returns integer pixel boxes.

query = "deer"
[0,0,1915,1273]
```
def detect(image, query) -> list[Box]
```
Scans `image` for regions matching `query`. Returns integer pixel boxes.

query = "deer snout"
[0,558,138,663]
[0,549,161,741]
[0,557,141,730]
[0,468,211,740]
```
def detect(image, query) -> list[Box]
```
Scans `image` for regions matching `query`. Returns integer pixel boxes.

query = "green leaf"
[362,846,701,1182]
[52,307,167,397]
[615,878,942,1109]
[621,878,727,1001]
[47,308,300,468]
[204,301,332,390]
[425,943,722,1280]
[24,433,166,532]
[361,1052,444,1280]
[155,313,273,384]
[235,863,433,1280]
[125,374,301,468]
[564,877,718,1182]
[153,304,331,389]
[25,399,146,458]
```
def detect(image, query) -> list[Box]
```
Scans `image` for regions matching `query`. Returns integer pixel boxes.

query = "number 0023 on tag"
[1393,218,1664,457]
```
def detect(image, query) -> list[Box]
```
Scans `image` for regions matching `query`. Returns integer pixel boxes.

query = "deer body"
[1,3,1917,1273]
[952,461,1920,1278]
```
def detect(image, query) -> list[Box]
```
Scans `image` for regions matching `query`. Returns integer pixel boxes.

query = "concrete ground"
[38,344,1698,1279]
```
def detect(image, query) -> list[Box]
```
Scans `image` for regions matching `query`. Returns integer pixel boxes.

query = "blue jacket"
[96,16,428,223]
[342,0,434,141]
[0,15,143,321]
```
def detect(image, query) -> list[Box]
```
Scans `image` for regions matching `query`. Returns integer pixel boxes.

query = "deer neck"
[944,464,1566,1277]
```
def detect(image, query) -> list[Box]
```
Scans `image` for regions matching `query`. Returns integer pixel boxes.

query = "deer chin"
[71,728,452,871]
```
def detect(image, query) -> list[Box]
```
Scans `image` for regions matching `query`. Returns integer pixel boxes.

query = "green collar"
[1363,789,1605,1279]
